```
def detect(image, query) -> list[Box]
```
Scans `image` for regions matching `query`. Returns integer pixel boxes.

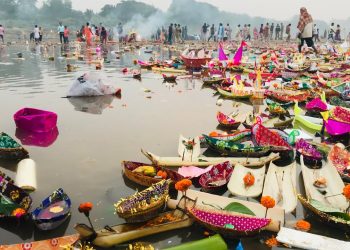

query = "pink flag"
[218,43,228,61]
[233,41,247,65]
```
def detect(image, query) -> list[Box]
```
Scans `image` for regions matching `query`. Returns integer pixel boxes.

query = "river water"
[0,43,348,249]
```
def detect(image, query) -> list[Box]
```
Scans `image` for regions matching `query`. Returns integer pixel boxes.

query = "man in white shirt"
[57,22,64,44]
[34,25,40,43]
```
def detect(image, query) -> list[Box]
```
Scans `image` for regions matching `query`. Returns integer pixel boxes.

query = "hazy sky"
[37,0,349,21]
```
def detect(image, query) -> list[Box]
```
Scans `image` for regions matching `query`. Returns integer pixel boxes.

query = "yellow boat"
[152,67,188,74]
[293,102,323,132]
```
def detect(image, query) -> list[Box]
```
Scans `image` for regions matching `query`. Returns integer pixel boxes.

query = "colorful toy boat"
[122,161,183,188]
[31,188,71,231]
[187,205,271,238]
[114,180,170,223]
[203,134,270,157]
[217,88,253,99]
[216,111,244,129]
[0,132,29,160]
[198,161,233,192]
[328,143,350,182]
[0,172,32,219]
[262,162,297,213]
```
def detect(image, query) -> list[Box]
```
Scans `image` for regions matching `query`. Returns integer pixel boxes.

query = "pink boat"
[14,108,58,133]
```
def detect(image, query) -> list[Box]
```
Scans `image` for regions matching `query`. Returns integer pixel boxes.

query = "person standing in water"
[286,24,291,42]
[34,25,40,44]
[217,23,224,42]
[280,23,284,40]
[0,25,5,44]
[100,27,107,45]
[83,23,93,46]
[297,7,317,53]
[63,26,69,44]
[57,22,64,44]
[208,24,215,42]
[168,23,173,45]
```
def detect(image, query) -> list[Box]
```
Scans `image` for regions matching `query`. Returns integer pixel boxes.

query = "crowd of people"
[0,15,348,47]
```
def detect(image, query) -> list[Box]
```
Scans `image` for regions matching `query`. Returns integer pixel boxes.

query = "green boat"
[203,134,271,157]
[217,88,253,99]
[0,132,29,160]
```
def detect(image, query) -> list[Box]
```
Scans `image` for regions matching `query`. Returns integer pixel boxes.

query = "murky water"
[0,44,348,249]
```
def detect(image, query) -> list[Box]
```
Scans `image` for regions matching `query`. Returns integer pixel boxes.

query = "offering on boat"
[32,188,71,231]
[114,180,170,223]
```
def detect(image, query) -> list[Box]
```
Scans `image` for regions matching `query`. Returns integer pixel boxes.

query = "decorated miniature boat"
[122,161,184,188]
[202,135,270,157]
[0,132,29,160]
[114,180,170,223]
[217,111,244,129]
[31,188,71,231]
[330,106,350,124]
[265,90,311,103]
[217,88,253,99]
[251,119,291,151]
[0,171,32,219]
[300,155,348,211]
[75,209,192,248]
[187,205,272,238]
[328,143,350,182]
[262,162,297,213]
[295,139,323,167]
[305,98,328,114]
[198,161,233,192]
[199,129,252,148]
[294,102,323,132]
[227,164,266,198]
[13,108,57,133]
[298,194,350,232]
[202,76,225,85]
[141,149,280,168]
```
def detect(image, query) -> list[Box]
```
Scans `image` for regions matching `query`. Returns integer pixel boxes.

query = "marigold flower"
[209,131,219,137]
[265,235,279,247]
[243,172,255,187]
[295,220,311,232]
[343,184,350,200]
[12,208,26,218]
[157,170,168,180]
[175,179,192,192]
[78,202,93,215]
[261,196,276,209]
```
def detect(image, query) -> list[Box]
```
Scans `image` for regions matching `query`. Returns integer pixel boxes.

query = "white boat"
[227,164,266,197]
[262,161,297,213]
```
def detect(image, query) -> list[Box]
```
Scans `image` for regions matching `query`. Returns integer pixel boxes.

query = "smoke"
[114,11,166,39]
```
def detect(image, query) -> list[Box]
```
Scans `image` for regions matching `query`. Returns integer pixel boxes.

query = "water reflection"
[67,95,117,115]
[15,127,59,147]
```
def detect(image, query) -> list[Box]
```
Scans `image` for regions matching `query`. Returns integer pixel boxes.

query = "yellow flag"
[321,111,329,121]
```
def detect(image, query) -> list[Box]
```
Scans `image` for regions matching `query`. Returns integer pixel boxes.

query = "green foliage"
[224,202,256,216]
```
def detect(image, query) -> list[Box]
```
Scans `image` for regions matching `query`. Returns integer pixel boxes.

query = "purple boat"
[14,108,57,133]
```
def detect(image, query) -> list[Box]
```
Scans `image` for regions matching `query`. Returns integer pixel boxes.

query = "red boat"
[181,55,211,69]
[248,72,279,80]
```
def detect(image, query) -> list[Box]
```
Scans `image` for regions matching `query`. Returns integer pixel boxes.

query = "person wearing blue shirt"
[217,23,224,42]
[57,22,64,44]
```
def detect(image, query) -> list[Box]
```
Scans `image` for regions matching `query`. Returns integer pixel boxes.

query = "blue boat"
[32,188,71,230]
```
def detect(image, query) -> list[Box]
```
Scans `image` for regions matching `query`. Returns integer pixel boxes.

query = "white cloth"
[301,22,313,38]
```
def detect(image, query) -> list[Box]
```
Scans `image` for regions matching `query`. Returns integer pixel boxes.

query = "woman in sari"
[83,22,93,46]
[297,7,317,53]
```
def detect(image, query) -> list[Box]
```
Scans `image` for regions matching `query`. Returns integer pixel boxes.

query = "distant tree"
[0,0,18,18]
[84,9,94,21]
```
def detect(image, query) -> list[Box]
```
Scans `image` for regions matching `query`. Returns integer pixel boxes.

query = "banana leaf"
[310,199,350,221]
[224,202,256,216]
